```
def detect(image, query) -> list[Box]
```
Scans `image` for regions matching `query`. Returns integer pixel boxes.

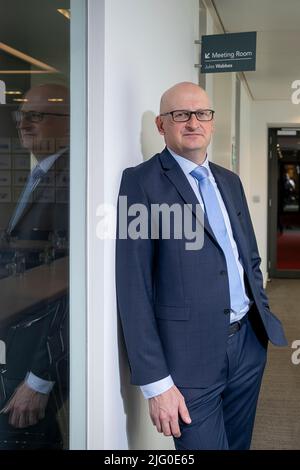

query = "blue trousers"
[174,315,268,450]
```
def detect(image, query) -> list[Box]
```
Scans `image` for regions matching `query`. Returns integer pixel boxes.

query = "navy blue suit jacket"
[116,148,287,388]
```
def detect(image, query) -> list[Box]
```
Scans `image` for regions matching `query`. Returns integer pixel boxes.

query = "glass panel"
[0,0,70,449]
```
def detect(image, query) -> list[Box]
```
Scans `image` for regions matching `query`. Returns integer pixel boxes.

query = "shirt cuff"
[25,372,55,394]
[140,375,174,399]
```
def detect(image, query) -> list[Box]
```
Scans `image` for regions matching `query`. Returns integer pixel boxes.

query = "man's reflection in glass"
[0,84,69,449]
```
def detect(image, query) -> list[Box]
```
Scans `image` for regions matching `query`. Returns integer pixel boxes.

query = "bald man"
[0,84,69,449]
[18,84,69,161]
[7,84,69,238]
[116,82,287,450]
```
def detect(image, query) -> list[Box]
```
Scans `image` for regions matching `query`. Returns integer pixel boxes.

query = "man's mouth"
[183,133,204,137]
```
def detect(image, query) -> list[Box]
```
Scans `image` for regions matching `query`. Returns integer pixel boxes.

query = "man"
[0,84,69,448]
[7,83,69,239]
[116,82,287,450]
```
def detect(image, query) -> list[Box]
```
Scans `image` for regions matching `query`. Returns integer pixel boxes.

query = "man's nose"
[18,115,31,129]
[185,113,200,129]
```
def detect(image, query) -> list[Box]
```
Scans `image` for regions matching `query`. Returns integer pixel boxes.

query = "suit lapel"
[209,162,249,269]
[9,151,69,233]
[15,183,48,225]
[158,149,250,265]
[159,148,217,242]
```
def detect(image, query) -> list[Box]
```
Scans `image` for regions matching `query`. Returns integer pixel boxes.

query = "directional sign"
[201,32,256,74]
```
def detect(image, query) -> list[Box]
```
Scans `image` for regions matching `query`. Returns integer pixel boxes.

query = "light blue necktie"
[190,166,247,314]
[7,165,45,234]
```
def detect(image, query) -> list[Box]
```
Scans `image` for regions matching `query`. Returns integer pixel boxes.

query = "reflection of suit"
[9,153,69,241]
[0,298,68,449]
[116,148,287,449]
[0,152,69,449]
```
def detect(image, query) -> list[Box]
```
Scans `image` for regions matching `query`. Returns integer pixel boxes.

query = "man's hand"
[148,385,191,437]
[0,381,49,428]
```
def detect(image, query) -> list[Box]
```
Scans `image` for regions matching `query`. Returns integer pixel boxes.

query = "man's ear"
[155,116,165,135]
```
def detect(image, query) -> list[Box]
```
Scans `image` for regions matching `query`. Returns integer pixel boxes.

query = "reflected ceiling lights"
[0,42,58,74]
[5,91,22,95]
[57,9,71,20]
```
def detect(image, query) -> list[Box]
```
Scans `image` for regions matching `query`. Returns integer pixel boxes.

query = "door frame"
[70,0,88,449]
[267,126,300,278]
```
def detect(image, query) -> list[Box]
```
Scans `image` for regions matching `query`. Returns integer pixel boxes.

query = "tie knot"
[190,166,209,182]
[31,165,45,181]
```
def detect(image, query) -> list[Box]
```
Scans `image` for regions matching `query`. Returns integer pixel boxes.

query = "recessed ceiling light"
[13,98,28,102]
[48,98,64,102]
[57,9,71,20]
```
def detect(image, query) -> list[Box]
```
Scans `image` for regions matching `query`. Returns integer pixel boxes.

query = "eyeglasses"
[12,110,69,124]
[160,109,215,122]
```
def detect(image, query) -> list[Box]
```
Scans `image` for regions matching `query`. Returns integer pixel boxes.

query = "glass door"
[0,0,71,449]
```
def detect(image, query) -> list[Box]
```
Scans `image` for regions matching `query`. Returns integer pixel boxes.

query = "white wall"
[100,0,199,450]
[208,8,235,169]
[249,100,300,282]
[239,80,252,200]
[234,86,300,285]
[88,0,300,450]
[212,72,235,168]
[87,0,105,451]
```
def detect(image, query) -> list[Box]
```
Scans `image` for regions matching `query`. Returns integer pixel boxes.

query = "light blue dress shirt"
[140,148,250,399]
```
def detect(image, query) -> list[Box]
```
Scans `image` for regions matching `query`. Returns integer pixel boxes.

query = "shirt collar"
[33,147,68,174]
[167,147,211,177]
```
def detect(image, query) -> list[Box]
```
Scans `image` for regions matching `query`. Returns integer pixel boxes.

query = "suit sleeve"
[238,178,270,310]
[116,169,170,385]
[30,295,68,385]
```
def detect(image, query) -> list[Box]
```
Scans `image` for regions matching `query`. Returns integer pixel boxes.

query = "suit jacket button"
[220,270,227,276]
[224,308,231,315]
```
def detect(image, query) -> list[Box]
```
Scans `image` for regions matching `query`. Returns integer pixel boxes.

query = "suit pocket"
[155,304,190,321]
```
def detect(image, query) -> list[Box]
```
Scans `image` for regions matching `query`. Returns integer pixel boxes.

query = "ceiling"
[213,0,300,100]
[0,0,299,102]
[0,0,69,66]
[0,0,69,102]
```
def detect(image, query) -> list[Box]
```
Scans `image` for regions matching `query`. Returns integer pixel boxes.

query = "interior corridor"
[252,279,300,449]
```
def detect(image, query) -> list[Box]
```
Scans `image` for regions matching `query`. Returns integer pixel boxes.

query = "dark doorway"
[268,128,300,277]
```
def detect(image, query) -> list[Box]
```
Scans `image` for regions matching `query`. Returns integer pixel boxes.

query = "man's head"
[16,84,69,160]
[155,82,214,164]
